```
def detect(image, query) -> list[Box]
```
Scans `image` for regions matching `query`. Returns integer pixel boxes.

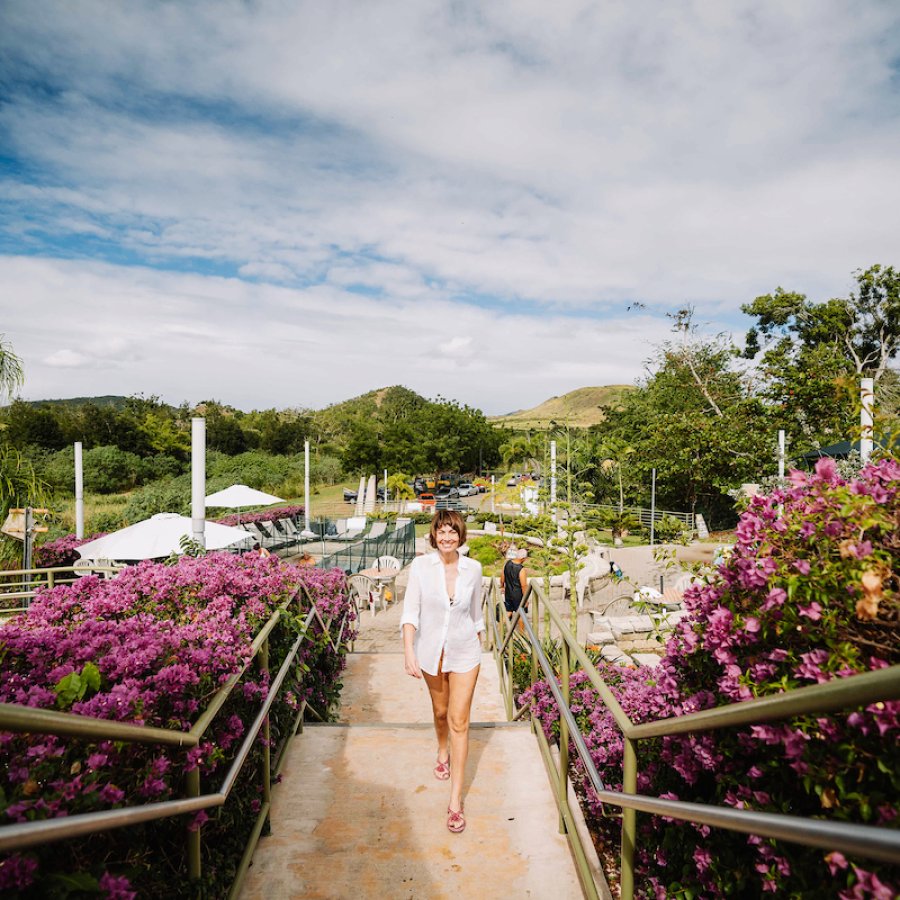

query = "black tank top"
[503,560,524,606]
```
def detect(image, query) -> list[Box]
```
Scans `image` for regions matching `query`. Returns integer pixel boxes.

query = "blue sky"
[1,0,899,415]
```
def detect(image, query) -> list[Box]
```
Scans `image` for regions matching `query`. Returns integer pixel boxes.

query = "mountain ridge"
[490,384,634,428]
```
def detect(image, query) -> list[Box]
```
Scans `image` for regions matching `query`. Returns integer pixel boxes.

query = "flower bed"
[214,505,304,527]
[0,552,354,897]
[32,533,107,568]
[524,458,899,898]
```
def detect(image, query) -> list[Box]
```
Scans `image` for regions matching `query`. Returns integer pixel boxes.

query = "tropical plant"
[524,457,899,897]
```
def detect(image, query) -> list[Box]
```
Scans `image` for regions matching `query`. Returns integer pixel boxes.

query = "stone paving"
[239,647,589,899]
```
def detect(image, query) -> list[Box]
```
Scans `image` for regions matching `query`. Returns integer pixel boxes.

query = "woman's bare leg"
[447,665,480,810]
[422,668,451,763]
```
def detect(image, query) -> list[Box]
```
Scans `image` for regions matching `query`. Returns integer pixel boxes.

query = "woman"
[401,509,485,834]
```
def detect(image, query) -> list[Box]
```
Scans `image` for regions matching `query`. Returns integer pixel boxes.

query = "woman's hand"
[404,649,422,679]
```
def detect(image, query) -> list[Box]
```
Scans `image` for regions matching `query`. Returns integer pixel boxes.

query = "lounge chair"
[331,516,367,541]
[367,521,388,539]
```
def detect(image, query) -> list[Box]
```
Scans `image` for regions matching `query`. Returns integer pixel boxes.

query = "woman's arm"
[400,562,423,677]
[469,562,486,640]
[402,623,421,678]
[518,566,529,606]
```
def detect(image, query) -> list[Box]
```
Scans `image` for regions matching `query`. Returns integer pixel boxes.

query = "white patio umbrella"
[76,513,255,562]
[205,484,285,509]
[205,484,285,527]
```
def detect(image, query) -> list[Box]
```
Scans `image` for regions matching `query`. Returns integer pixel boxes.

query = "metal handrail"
[487,578,900,899]
[0,581,354,899]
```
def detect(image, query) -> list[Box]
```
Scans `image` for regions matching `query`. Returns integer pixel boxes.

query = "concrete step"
[239,652,587,899]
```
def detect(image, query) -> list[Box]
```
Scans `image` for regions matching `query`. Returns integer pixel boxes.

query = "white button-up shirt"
[400,552,485,676]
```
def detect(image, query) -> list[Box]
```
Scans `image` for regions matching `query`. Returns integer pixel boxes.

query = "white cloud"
[1,256,673,414]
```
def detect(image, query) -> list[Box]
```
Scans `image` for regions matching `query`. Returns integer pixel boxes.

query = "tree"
[742,265,900,442]
[0,334,24,401]
[0,339,43,529]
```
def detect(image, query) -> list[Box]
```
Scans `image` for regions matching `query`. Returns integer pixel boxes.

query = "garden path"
[239,609,587,898]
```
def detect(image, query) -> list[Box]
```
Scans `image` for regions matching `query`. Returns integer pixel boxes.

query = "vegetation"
[524,457,899,897]
[0,556,354,897]
[490,385,634,429]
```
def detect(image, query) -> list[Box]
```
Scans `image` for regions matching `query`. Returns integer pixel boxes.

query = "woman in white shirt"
[401,509,485,834]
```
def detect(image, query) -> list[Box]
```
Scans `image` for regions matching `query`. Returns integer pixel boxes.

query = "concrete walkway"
[239,645,586,899]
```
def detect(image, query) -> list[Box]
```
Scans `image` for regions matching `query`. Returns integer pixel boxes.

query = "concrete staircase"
[239,652,587,899]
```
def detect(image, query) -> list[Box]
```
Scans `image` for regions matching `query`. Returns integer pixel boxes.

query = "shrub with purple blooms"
[32,533,107,568]
[0,552,355,898]
[214,505,304,527]
[525,457,899,898]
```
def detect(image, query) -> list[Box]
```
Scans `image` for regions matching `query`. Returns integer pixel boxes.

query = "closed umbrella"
[76,513,254,562]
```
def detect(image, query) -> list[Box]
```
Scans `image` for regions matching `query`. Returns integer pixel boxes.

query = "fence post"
[505,611,514,720]
[620,736,637,900]
[558,636,570,833]
[186,766,201,881]
[260,636,272,809]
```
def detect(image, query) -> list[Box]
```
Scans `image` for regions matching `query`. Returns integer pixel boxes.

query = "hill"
[20,395,132,410]
[490,385,634,429]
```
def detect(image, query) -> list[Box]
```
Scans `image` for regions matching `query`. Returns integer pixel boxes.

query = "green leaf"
[81,661,101,692]
[55,672,84,708]
[45,870,100,892]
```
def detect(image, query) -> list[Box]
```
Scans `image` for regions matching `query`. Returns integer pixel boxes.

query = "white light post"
[650,467,656,546]
[304,440,311,532]
[191,418,206,549]
[74,442,84,540]
[860,377,874,465]
[778,430,786,479]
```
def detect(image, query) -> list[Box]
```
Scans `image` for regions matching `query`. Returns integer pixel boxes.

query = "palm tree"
[0,336,41,525]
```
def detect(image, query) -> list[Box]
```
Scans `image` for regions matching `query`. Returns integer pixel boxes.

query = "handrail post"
[260,636,272,809]
[530,585,538,687]
[186,767,201,881]
[620,736,637,900]
[504,600,514,720]
[558,634,570,834]
[47,571,54,590]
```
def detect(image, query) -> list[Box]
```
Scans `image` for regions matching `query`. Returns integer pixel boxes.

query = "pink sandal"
[447,804,465,833]
[433,755,450,781]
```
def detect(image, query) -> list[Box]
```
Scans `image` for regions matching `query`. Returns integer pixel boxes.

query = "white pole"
[550,439,557,522]
[650,467,656,546]
[778,430,785,479]
[384,468,388,509]
[191,418,206,548]
[860,377,874,465]
[74,442,84,539]
[490,475,495,514]
[304,440,311,532]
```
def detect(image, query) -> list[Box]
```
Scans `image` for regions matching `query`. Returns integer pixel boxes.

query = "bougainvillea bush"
[32,533,107,568]
[0,552,354,898]
[525,457,899,898]
[214,505,304,527]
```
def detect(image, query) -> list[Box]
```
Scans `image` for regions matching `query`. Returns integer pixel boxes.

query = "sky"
[1,0,899,416]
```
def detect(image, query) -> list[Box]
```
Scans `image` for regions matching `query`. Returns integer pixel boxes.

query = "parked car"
[456,482,478,497]
[506,476,518,487]
[343,488,358,502]
[418,492,436,507]
[434,486,459,500]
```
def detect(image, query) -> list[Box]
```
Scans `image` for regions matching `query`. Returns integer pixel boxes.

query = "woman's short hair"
[429,508,467,548]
